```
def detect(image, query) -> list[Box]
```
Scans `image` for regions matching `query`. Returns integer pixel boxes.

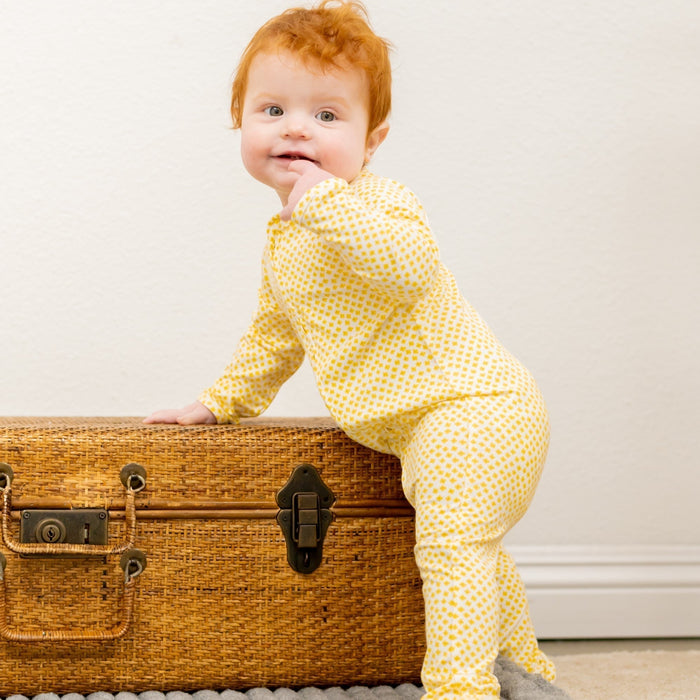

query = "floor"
[540,638,700,654]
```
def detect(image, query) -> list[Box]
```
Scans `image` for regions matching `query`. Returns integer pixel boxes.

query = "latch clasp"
[276,464,335,574]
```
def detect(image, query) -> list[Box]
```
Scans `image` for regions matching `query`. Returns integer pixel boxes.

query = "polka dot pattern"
[199,169,554,698]
[200,170,532,447]
[387,393,555,697]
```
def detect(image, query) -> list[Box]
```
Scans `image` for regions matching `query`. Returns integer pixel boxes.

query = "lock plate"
[19,509,109,553]
[276,464,335,574]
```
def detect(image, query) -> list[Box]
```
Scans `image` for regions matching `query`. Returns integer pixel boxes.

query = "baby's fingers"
[286,158,318,176]
[143,408,183,424]
[143,401,215,425]
[280,160,334,221]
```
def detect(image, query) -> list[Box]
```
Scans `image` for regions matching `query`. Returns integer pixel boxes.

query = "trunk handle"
[0,548,146,642]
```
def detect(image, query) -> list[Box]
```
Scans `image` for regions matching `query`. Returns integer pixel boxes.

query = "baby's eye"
[264,106,284,117]
[316,111,336,122]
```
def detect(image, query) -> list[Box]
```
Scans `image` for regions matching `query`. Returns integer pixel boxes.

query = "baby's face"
[240,50,384,205]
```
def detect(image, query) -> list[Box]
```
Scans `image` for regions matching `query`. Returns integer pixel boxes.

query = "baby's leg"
[399,393,552,699]
[409,469,502,696]
[497,547,556,681]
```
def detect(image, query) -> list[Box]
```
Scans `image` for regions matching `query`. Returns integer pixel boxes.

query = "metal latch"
[20,509,109,550]
[276,464,335,574]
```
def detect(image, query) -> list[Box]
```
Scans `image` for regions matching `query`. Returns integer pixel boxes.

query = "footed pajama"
[198,169,555,698]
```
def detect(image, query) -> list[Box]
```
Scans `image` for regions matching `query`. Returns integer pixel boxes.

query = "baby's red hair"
[230,0,392,136]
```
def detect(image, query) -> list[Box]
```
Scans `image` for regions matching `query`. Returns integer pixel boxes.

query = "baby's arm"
[287,163,439,303]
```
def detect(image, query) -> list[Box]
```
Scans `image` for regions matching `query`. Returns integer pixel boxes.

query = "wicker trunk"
[0,417,424,696]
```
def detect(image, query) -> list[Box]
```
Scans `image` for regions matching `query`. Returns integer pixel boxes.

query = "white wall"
[2,0,699,570]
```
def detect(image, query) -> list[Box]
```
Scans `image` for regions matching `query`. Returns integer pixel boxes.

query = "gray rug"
[2,658,571,700]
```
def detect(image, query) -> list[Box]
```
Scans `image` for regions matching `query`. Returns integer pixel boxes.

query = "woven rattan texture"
[0,418,422,696]
[0,418,405,505]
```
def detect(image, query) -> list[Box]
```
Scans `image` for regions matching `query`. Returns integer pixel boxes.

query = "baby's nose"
[283,117,310,139]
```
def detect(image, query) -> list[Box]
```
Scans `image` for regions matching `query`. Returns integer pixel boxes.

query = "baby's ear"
[365,121,390,163]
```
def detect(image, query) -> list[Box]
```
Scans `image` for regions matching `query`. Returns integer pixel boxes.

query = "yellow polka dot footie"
[390,392,554,697]
[197,168,555,696]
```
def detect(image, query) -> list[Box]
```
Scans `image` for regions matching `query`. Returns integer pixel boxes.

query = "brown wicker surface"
[0,418,424,696]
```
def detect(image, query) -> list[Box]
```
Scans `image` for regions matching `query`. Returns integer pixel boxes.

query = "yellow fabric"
[199,168,554,697]
[199,169,533,448]
[387,393,555,697]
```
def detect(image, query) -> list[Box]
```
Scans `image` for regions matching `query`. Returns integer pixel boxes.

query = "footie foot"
[495,657,572,700]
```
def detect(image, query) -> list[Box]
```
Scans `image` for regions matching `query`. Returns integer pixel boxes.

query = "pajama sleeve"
[198,258,305,424]
[292,175,440,303]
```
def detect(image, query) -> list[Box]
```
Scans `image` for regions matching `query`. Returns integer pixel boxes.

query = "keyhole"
[37,518,66,544]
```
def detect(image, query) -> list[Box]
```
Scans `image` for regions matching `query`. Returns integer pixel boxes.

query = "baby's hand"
[143,401,216,425]
[280,159,334,221]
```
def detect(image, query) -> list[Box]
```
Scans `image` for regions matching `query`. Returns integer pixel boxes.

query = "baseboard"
[509,544,700,639]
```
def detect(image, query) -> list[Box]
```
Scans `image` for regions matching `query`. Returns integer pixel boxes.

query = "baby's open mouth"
[277,153,317,163]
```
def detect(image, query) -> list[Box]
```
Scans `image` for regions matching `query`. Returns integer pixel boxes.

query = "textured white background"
[1,1,698,550]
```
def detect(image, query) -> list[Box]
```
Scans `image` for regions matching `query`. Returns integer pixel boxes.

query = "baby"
[146,1,556,697]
